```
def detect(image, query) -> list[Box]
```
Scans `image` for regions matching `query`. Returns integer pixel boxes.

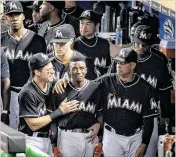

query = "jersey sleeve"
[19,92,39,118]
[142,87,160,118]
[158,60,173,90]
[1,49,10,79]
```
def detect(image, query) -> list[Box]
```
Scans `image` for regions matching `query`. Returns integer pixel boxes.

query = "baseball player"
[74,10,111,79]
[18,53,79,156]
[26,0,46,33]
[48,24,86,81]
[52,58,102,157]
[62,1,84,37]
[54,48,160,157]
[1,1,47,130]
[132,25,173,157]
[1,48,11,125]
[38,1,66,53]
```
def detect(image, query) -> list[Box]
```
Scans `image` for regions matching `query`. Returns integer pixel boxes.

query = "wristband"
[2,110,10,114]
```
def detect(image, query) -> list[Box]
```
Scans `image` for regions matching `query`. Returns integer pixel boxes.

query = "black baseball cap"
[130,22,144,42]
[133,25,153,44]
[50,24,75,43]
[26,0,43,11]
[29,53,54,71]
[45,1,65,10]
[113,47,137,63]
[5,1,24,15]
[79,10,101,24]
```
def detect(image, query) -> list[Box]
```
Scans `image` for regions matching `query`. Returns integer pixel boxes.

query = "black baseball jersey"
[135,52,172,90]
[1,30,46,87]
[18,80,54,136]
[1,23,9,33]
[74,36,111,79]
[96,73,159,135]
[62,6,84,37]
[48,50,86,80]
[52,80,103,129]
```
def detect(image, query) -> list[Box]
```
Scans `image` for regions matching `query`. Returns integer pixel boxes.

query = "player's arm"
[1,50,11,125]
[25,98,79,131]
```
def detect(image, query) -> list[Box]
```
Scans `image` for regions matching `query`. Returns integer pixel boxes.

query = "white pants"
[26,136,53,157]
[9,91,19,130]
[144,118,158,157]
[58,129,98,157]
[103,128,142,157]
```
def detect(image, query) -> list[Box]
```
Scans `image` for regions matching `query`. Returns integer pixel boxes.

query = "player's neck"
[84,34,95,39]
[119,73,135,83]
[72,79,86,88]
[10,26,27,41]
[49,13,61,26]
[33,77,48,92]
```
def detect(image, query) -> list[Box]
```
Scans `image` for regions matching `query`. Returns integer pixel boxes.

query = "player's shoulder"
[138,74,155,90]
[27,29,45,41]
[19,82,35,98]
[97,36,109,45]
[1,30,9,39]
[73,50,86,59]
[94,73,116,83]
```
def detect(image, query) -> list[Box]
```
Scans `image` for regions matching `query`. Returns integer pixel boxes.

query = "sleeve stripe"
[97,108,103,112]
[143,113,160,118]
[159,85,172,90]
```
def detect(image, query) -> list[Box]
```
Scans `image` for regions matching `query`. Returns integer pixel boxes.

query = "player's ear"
[95,23,100,31]
[131,62,136,70]
[22,13,25,21]
[34,69,41,76]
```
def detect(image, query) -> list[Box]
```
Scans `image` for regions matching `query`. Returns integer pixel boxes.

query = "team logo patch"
[82,10,91,18]
[9,2,19,10]
[138,31,152,40]
[55,30,63,38]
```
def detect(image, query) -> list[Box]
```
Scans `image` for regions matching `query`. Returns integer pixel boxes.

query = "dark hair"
[68,58,87,71]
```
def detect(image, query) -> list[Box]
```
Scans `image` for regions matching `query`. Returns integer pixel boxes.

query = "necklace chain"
[78,36,98,47]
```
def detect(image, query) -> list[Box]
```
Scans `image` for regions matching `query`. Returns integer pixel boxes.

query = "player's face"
[116,62,133,77]
[40,1,52,18]
[133,42,150,54]
[69,61,87,82]
[7,13,24,30]
[39,62,55,82]
[53,40,72,57]
[32,10,42,23]
[80,19,97,38]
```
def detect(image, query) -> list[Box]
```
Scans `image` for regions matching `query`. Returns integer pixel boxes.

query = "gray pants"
[103,127,142,157]
[57,129,98,157]
[26,135,53,157]
[144,118,158,157]
[9,91,19,130]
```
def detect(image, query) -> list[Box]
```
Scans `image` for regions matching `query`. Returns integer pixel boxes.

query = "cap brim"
[112,56,125,63]
[6,10,23,15]
[39,57,54,68]
[50,38,70,43]
[133,38,150,44]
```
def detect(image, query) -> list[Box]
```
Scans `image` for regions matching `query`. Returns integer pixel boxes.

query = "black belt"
[32,132,49,138]
[10,87,21,93]
[62,128,89,133]
[105,125,141,137]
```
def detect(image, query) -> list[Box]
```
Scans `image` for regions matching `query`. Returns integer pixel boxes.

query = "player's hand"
[59,98,79,114]
[93,142,103,157]
[1,113,9,125]
[53,78,68,94]
[53,147,63,157]
[109,42,121,57]
[135,143,147,157]
[86,123,100,143]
